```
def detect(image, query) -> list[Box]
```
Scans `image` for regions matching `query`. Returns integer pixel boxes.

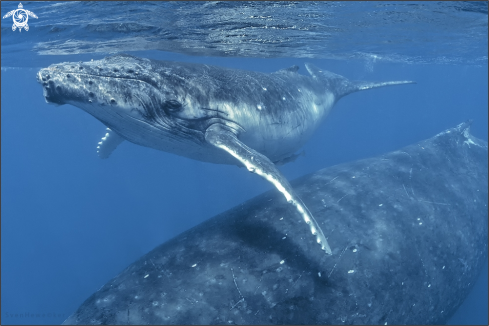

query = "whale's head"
[36,54,223,152]
[38,54,167,116]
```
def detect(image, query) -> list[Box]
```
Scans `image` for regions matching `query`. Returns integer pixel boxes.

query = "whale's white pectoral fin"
[205,124,332,255]
[97,128,125,159]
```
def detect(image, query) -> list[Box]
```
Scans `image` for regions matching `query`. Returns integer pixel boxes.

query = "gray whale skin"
[64,122,487,325]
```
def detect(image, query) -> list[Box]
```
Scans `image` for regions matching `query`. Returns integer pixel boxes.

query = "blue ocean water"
[1,1,487,325]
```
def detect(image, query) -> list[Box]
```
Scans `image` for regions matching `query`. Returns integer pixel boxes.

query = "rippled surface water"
[1,1,487,66]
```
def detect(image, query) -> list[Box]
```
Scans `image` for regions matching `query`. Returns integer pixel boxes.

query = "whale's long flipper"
[205,123,332,255]
[97,128,125,159]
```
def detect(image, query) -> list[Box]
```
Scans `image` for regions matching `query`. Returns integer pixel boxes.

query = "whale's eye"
[163,100,183,113]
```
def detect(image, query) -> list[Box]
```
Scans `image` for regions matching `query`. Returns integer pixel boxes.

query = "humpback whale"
[37,54,414,254]
[62,122,488,325]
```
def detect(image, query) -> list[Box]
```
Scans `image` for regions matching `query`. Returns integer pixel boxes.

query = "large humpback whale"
[63,122,488,324]
[37,54,414,254]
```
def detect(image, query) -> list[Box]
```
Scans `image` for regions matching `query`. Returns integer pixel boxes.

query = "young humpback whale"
[37,54,414,254]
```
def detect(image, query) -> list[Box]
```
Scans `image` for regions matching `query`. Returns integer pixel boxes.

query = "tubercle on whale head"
[36,56,161,106]
[36,57,190,128]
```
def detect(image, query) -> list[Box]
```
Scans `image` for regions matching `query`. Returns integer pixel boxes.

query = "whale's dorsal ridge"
[305,62,344,80]
[305,62,416,99]
[275,65,300,74]
[284,65,299,73]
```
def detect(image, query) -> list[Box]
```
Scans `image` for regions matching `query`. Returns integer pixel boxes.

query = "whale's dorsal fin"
[97,128,125,159]
[275,65,300,74]
[305,63,415,99]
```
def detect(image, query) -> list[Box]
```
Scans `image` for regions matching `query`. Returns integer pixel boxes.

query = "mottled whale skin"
[63,122,488,325]
[37,55,414,253]
[36,55,412,165]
